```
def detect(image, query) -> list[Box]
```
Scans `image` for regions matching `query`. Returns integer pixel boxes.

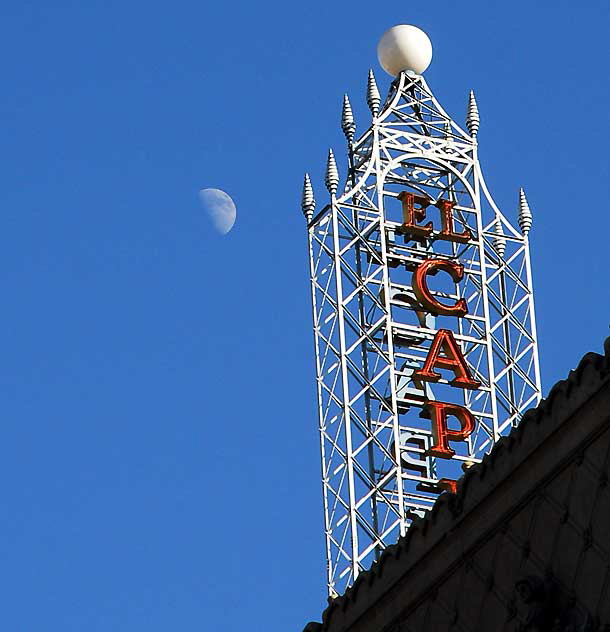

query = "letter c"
[412,258,467,317]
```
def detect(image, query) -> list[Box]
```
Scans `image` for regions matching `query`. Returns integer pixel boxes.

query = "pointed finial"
[367,69,380,116]
[493,217,506,257]
[518,188,532,235]
[466,90,480,138]
[341,94,356,143]
[301,173,315,220]
[325,149,339,195]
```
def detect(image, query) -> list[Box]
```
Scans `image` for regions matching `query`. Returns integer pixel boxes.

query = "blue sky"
[0,1,608,630]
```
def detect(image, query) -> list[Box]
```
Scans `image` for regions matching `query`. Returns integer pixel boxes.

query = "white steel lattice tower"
[302,27,541,598]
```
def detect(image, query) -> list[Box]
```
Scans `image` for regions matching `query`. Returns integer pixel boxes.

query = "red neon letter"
[413,329,480,389]
[412,259,468,317]
[436,199,472,243]
[397,192,433,238]
[438,478,458,494]
[423,401,475,459]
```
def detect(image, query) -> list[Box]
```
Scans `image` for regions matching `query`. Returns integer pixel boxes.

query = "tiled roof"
[304,337,610,632]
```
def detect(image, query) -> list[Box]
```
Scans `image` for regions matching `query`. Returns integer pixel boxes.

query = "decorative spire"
[466,90,480,138]
[366,69,380,116]
[325,150,339,195]
[341,94,356,143]
[518,188,533,236]
[301,173,315,220]
[493,217,506,257]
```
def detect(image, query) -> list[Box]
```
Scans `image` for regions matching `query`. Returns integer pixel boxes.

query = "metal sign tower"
[301,26,542,597]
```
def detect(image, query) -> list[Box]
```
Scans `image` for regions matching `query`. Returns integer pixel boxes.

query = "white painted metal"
[341,94,356,143]
[301,174,315,221]
[304,69,541,597]
[466,90,480,138]
[366,69,380,115]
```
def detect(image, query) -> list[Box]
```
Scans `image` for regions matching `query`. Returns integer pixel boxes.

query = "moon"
[199,188,236,235]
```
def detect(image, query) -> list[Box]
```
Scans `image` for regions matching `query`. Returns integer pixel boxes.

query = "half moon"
[199,188,237,235]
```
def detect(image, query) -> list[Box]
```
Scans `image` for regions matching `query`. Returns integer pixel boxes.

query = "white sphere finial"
[377,25,432,77]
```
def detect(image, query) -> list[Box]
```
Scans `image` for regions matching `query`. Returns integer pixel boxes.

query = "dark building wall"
[305,339,610,631]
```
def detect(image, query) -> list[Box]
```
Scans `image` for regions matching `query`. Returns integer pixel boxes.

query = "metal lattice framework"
[302,70,541,597]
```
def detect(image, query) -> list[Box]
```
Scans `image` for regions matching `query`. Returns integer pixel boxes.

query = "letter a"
[413,329,481,389]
